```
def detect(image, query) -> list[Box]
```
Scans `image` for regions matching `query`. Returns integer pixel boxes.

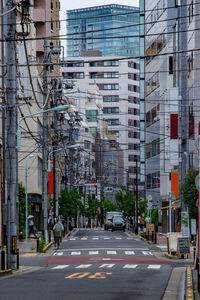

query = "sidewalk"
[127,229,195,299]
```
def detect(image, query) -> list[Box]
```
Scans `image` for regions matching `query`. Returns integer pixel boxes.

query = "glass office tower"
[67,4,139,57]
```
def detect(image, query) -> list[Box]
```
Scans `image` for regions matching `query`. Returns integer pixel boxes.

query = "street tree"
[182,168,198,219]
[58,188,83,219]
[83,194,98,228]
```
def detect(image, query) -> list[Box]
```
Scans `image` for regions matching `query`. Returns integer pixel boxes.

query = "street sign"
[11,236,17,255]
[177,237,190,255]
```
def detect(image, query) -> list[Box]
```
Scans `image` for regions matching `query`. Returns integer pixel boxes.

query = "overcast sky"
[60,0,139,51]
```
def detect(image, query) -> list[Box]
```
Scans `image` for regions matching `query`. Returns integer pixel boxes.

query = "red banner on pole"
[48,159,54,195]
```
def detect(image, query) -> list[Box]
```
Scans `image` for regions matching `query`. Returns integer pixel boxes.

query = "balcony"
[33,8,45,23]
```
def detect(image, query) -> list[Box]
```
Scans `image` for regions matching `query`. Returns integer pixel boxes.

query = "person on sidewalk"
[28,217,38,238]
[53,219,64,249]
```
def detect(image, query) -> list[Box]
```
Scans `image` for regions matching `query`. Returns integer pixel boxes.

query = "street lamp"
[25,154,34,242]
[16,105,68,150]
[47,144,80,172]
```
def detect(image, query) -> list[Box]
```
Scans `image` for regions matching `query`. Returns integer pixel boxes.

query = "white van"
[104,211,123,230]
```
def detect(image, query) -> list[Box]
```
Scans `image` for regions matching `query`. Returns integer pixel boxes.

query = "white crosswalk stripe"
[69,238,76,241]
[50,264,162,270]
[115,238,122,240]
[51,265,69,270]
[142,251,153,256]
[89,251,99,255]
[76,264,92,269]
[107,251,117,255]
[123,264,138,269]
[147,265,161,269]
[81,237,88,240]
[92,238,99,240]
[104,237,110,240]
[57,252,63,256]
[71,251,81,255]
[99,264,115,268]
[125,251,135,255]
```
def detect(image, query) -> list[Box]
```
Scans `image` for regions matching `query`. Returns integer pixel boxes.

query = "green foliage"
[83,194,98,219]
[58,188,83,217]
[115,186,147,217]
[19,231,25,240]
[140,231,146,239]
[18,182,30,234]
[38,235,45,252]
[100,198,118,213]
[182,168,198,219]
[151,208,159,229]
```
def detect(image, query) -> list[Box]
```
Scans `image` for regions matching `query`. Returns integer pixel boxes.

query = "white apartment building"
[62,56,140,191]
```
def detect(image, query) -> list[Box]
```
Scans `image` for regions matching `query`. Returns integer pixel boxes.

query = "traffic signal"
[104,187,113,192]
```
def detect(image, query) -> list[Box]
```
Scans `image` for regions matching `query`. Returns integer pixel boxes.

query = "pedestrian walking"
[53,219,64,249]
[28,216,37,238]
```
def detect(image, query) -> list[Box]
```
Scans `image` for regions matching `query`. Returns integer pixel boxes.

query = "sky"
[60,0,139,51]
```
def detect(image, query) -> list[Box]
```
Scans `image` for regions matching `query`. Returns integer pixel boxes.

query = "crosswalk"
[50,263,161,271]
[53,250,153,256]
[69,237,134,241]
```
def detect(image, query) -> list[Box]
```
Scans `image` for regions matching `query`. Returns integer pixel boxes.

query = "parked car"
[104,211,123,230]
[111,215,126,232]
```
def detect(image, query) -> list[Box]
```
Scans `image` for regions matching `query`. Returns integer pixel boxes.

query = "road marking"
[70,238,76,241]
[123,264,138,269]
[81,237,88,240]
[66,272,90,279]
[52,265,69,270]
[102,258,111,261]
[92,238,99,240]
[126,237,133,239]
[76,264,92,269]
[71,251,81,255]
[125,251,135,255]
[104,237,110,240]
[99,264,115,268]
[57,252,63,256]
[115,238,122,240]
[107,251,117,255]
[89,251,99,255]
[56,247,149,252]
[88,272,112,279]
[147,265,161,269]
[142,251,153,256]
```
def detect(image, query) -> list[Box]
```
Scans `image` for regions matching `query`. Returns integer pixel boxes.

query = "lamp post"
[25,154,34,242]
[16,105,68,150]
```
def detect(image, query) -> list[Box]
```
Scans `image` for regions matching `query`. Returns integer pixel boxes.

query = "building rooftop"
[67,4,139,13]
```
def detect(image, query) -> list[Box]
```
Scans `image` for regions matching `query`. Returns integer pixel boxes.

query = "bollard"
[36,237,40,252]
[48,231,51,244]
[147,230,149,241]
[154,232,157,244]
[17,249,19,270]
[152,232,154,243]
[1,250,5,270]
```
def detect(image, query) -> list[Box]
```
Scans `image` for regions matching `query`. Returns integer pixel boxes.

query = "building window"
[104,72,119,78]
[63,72,84,79]
[145,73,160,96]
[86,110,98,122]
[103,107,119,114]
[187,52,193,75]
[146,105,160,127]
[64,62,84,67]
[128,143,138,150]
[103,95,119,102]
[89,127,97,136]
[104,60,119,66]
[146,138,160,158]
[107,119,119,126]
[89,61,98,67]
[84,140,91,150]
[90,72,98,78]
[107,130,119,137]
[146,30,166,65]
[103,84,119,90]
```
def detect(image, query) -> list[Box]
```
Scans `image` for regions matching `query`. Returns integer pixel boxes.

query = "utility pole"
[5,0,17,269]
[135,159,139,235]
[42,39,48,242]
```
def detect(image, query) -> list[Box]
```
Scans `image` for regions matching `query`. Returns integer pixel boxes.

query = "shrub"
[38,235,45,252]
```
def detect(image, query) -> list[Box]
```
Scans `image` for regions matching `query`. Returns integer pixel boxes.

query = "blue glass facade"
[67,4,139,57]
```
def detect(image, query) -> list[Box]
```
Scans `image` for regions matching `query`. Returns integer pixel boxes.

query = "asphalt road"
[0,229,173,300]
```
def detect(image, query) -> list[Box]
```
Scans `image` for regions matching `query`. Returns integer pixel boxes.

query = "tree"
[83,195,99,227]
[182,168,198,219]
[100,198,117,213]
[58,188,83,218]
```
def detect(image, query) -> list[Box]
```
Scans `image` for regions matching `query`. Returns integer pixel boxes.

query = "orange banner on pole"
[171,169,179,199]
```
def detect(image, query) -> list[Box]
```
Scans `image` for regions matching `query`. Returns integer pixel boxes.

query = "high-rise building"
[66,4,139,57]
[62,56,140,191]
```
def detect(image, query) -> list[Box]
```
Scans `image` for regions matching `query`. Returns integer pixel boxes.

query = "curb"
[162,267,186,300]
[42,241,54,253]
[0,269,12,278]
[186,266,194,300]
